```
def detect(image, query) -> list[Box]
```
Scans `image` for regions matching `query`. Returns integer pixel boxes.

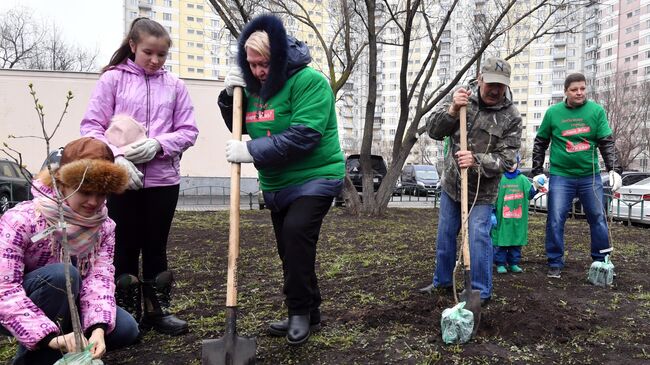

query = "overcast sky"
[0,0,124,68]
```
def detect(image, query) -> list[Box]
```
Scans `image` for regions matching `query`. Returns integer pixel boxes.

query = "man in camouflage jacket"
[419,57,522,305]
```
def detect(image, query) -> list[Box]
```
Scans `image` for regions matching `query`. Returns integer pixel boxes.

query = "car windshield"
[415,170,438,179]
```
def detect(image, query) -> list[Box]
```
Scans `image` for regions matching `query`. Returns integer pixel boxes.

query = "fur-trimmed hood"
[37,159,128,195]
[237,14,311,101]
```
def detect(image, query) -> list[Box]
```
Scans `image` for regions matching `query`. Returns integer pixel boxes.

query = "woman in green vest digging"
[217,14,345,346]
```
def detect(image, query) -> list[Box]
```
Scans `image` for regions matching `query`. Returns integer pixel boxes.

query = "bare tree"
[0,8,43,68]
[0,7,98,72]
[594,73,650,170]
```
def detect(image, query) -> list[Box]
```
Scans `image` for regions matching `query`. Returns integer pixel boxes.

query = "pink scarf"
[34,197,108,274]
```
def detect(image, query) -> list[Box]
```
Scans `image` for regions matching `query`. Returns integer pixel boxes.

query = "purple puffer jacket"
[81,59,199,187]
[0,182,117,350]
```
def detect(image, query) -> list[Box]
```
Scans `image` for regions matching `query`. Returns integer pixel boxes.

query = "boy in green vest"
[491,155,540,274]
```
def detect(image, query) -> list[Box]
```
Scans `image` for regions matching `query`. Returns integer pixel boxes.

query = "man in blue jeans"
[420,57,522,305]
[532,72,622,278]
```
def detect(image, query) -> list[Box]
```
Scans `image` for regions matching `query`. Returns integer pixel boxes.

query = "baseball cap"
[481,57,511,86]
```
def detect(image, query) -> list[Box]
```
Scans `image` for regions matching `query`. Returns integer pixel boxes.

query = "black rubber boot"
[115,273,142,323]
[286,314,311,346]
[268,309,321,337]
[141,271,188,336]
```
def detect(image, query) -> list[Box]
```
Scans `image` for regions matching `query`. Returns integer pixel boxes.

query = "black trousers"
[108,185,179,281]
[270,196,333,315]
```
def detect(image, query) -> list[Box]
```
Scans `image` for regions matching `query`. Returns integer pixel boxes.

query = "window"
[188,55,195,60]
[187,16,194,21]
[196,17,203,23]
[197,55,203,61]
[187,3,194,8]
[197,4,203,9]
[188,67,195,72]
[535,62,544,69]
[534,100,542,107]
[163,13,172,21]
[196,43,203,48]
[164,0,172,6]
[197,68,204,73]
[196,30,203,36]
[606,48,612,56]
[534,112,542,119]
[211,19,219,27]
[188,29,195,34]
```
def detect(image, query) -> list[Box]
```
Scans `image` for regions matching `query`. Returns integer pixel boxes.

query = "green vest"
[245,67,345,191]
[536,100,612,177]
[491,174,532,247]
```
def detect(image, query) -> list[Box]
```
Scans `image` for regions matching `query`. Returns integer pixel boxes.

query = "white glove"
[115,156,143,190]
[609,171,622,192]
[225,66,246,96]
[533,174,548,192]
[225,140,253,163]
[124,138,161,164]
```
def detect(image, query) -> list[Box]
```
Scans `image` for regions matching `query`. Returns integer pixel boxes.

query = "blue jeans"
[493,246,522,266]
[545,174,610,268]
[433,191,494,299]
[3,263,140,365]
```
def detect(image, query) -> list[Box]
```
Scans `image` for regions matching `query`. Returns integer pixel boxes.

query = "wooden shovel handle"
[226,86,243,307]
[459,106,471,269]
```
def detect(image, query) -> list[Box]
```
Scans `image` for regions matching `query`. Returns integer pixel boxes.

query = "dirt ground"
[2,207,649,364]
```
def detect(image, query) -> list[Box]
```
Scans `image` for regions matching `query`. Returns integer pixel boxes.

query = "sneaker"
[496,265,507,274]
[547,267,561,278]
[509,265,523,273]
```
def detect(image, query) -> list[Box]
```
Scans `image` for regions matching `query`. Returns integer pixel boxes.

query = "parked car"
[346,154,387,192]
[611,176,650,225]
[0,159,33,214]
[334,154,388,206]
[601,171,650,198]
[401,164,438,196]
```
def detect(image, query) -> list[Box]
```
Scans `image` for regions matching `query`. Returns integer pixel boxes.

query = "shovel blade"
[201,335,257,365]
[459,288,481,337]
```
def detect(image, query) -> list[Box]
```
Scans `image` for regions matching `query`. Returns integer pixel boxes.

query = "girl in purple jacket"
[80,17,198,336]
[0,137,139,364]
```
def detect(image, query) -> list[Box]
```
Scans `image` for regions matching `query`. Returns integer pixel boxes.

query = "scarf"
[34,197,108,274]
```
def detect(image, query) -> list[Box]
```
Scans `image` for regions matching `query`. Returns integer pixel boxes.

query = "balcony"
[139,1,152,10]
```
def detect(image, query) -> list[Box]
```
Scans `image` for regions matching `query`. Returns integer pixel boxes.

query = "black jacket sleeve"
[247,125,322,169]
[597,134,621,174]
[217,89,248,135]
[532,135,550,176]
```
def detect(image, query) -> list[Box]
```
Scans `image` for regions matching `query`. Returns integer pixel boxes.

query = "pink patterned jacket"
[0,182,117,350]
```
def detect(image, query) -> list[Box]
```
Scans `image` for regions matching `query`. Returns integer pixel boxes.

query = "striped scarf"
[34,197,108,274]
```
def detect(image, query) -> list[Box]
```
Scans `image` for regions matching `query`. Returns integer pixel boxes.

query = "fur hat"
[105,115,147,153]
[38,137,128,194]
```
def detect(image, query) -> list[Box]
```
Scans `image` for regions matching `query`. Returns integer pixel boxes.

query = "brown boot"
[141,271,188,336]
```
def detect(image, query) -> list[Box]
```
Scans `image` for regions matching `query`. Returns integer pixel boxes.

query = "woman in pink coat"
[0,137,139,364]
[80,17,198,335]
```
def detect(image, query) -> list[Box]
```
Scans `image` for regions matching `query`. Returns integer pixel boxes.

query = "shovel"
[202,86,257,365]
[457,105,482,337]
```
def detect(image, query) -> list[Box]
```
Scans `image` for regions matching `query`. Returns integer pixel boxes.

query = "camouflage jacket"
[426,87,522,204]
